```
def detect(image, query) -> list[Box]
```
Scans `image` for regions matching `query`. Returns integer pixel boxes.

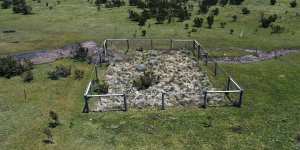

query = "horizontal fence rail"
[83,38,244,113]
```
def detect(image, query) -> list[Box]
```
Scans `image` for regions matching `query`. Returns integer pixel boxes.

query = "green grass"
[0,54,300,149]
[0,0,300,55]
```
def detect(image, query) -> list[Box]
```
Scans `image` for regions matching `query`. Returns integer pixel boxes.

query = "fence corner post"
[203,91,208,108]
[214,62,218,76]
[82,96,90,113]
[161,92,165,110]
[123,94,128,112]
[238,90,244,107]
[205,53,208,66]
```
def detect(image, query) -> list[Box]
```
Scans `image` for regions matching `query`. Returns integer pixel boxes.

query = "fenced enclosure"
[83,38,244,113]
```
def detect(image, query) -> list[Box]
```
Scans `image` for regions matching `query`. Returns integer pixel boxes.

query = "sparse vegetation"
[48,65,71,80]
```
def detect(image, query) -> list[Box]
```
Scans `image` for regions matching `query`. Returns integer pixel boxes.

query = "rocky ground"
[91,49,224,111]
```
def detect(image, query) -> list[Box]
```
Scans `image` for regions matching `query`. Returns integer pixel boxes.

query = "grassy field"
[0,0,300,55]
[0,54,299,149]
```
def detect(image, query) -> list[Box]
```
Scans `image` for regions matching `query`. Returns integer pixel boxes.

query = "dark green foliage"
[271,24,284,34]
[49,110,60,128]
[93,80,109,94]
[207,14,214,28]
[220,22,227,28]
[129,0,191,24]
[141,30,146,36]
[184,23,189,29]
[232,15,237,22]
[290,0,297,8]
[104,0,125,8]
[128,9,140,21]
[48,65,71,80]
[72,46,88,62]
[22,70,33,82]
[193,17,204,28]
[260,13,277,28]
[230,29,234,34]
[133,70,159,91]
[12,0,32,15]
[229,0,244,5]
[74,69,84,80]
[1,0,12,9]
[241,7,250,15]
[211,7,219,16]
[270,0,276,5]
[219,0,228,6]
[0,57,33,78]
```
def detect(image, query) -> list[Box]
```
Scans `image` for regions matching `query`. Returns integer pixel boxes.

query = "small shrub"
[0,56,33,78]
[271,24,285,34]
[241,7,250,15]
[290,0,297,8]
[184,23,189,29]
[207,14,214,28]
[48,65,71,80]
[74,69,84,80]
[230,29,234,34]
[141,30,146,36]
[232,15,238,22]
[133,70,159,90]
[1,0,12,9]
[211,7,219,16]
[220,22,227,28]
[191,28,197,32]
[22,70,33,82]
[49,110,60,128]
[270,0,276,5]
[193,17,203,28]
[93,80,109,94]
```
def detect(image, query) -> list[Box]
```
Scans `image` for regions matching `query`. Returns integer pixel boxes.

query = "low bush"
[133,70,159,90]
[48,65,71,80]
[241,7,250,14]
[22,70,33,82]
[290,0,297,8]
[74,69,84,80]
[93,80,109,94]
[0,57,33,78]
[271,24,285,34]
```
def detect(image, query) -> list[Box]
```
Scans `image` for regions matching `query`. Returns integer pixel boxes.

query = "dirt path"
[6,41,300,65]
[210,49,299,64]
[11,41,98,64]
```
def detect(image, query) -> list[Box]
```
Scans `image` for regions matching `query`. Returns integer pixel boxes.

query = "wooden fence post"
[127,39,130,51]
[203,91,208,108]
[238,90,244,107]
[82,96,90,113]
[150,39,153,49]
[123,94,128,112]
[205,53,208,66]
[161,93,165,110]
[197,45,201,60]
[214,62,218,76]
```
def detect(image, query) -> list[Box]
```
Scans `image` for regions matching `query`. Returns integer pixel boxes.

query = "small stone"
[135,64,146,72]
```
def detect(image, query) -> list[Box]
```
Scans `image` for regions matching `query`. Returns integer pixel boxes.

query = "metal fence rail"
[83,38,244,113]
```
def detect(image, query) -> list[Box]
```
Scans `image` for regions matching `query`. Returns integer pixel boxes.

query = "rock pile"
[93,50,223,111]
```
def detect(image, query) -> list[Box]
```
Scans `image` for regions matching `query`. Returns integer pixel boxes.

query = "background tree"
[270,0,276,5]
[193,17,204,28]
[1,0,12,9]
[207,14,214,28]
[290,0,297,8]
